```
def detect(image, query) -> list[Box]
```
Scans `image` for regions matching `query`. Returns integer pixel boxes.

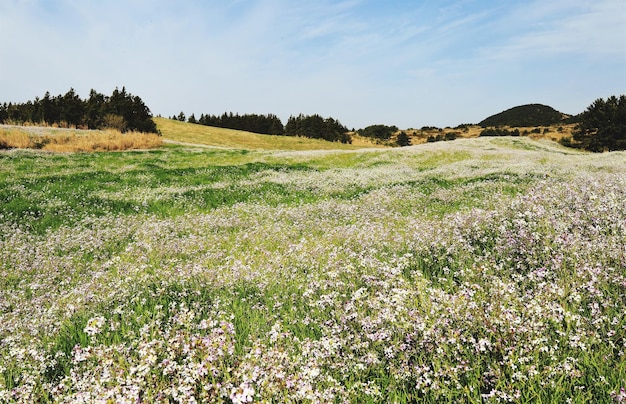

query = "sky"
[1,0,625,129]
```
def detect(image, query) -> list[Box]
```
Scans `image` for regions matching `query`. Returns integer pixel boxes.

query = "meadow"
[0,131,625,402]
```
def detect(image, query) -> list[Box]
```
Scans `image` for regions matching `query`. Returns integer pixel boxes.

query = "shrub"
[358,124,398,140]
[396,131,411,147]
[102,114,127,132]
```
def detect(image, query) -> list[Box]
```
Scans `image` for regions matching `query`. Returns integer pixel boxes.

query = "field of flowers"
[0,138,625,403]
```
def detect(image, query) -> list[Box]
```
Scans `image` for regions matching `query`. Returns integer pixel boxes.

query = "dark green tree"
[266,114,284,135]
[41,91,59,124]
[0,103,7,123]
[284,114,350,143]
[60,88,85,127]
[396,131,411,147]
[193,112,283,134]
[571,95,626,152]
[85,89,107,129]
[105,87,156,132]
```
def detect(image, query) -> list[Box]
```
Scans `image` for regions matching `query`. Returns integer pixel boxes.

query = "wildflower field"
[0,137,625,403]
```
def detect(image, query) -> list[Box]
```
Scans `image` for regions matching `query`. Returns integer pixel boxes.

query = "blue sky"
[1,0,624,129]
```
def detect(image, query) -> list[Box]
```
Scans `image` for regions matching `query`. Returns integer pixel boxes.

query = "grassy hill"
[479,104,570,127]
[155,117,381,150]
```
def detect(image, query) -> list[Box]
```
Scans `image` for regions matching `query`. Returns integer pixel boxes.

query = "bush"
[396,131,411,147]
[479,128,520,137]
[358,124,398,140]
[102,114,127,132]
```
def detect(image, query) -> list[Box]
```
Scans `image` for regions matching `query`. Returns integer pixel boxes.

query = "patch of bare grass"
[0,128,31,149]
[0,126,162,152]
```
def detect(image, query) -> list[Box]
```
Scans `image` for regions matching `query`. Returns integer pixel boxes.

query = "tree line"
[479,127,521,137]
[0,88,158,133]
[172,112,285,135]
[284,114,351,143]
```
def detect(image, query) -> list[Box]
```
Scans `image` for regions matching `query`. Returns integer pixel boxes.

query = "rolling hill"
[479,104,571,127]
[154,117,381,150]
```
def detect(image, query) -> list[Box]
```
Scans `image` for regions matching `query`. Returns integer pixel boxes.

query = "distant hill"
[479,104,571,127]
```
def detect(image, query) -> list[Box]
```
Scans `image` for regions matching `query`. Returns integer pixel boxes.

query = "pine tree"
[86,89,107,129]
[60,88,85,127]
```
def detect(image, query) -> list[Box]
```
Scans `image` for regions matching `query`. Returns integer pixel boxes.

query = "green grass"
[1,136,625,403]
[0,143,542,234]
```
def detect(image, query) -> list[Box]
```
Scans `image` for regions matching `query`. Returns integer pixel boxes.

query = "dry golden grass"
[42,130,163,152]
[0,126,162,152]
[344,132,384,147]
[0,128,32,148]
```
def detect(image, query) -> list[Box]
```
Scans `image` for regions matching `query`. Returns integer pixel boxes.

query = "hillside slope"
[155,117,381,150]
[479,104,569,127]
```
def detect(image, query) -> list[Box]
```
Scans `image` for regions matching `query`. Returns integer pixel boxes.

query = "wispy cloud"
[0,0,623,128]
[479,0,625,60]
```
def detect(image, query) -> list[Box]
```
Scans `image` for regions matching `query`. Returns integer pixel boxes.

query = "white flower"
[84,316,105,336]
[230,383,255,404]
